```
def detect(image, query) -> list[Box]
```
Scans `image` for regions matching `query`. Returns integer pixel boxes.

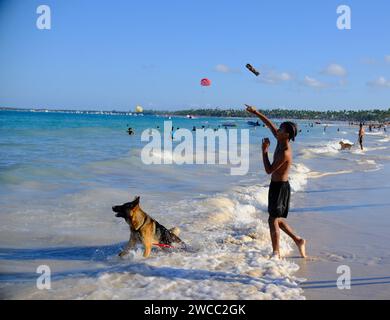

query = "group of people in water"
[126,121,387,155]
[126,119,387,153]
[368,123,387,132]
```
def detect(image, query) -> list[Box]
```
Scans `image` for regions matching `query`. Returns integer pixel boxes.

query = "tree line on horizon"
[147,108,390,122]
[2,106,389,122]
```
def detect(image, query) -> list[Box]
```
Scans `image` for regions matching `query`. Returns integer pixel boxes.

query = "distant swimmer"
[358,123,365,150]
[127,127,134,135]
[245,104,307,259]
[192,126,196,132]
[339,141,353,150]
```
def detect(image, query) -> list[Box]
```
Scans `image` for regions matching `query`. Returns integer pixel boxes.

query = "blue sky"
[0,0,389,111]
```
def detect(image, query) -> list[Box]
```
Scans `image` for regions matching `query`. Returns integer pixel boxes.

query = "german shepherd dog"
[112,196,184,258]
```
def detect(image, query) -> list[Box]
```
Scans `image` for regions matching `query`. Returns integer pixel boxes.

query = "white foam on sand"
[351,146,387,155]
[365,131,386,136]
[289,163,310,192]
[378,137,390,143]
[300,136,389,160]
[308,139,355,155]
[356,159,384,172]
[308,170,354,179]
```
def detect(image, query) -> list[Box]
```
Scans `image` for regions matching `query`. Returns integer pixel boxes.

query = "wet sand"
[290,162,390,299]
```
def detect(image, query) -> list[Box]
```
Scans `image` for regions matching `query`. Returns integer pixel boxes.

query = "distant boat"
[247,121,260,127]
[222,122,237,127]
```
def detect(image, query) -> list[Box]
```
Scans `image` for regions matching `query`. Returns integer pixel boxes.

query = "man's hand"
[262,138,270,153]
[245,104,257,114]
[245,105,279,139]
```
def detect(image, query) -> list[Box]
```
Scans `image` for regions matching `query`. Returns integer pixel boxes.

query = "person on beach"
[358,123,365,150]
[245,104,306,259]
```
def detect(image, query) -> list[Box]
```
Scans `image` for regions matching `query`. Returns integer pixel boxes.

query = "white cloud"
[260,70,293,85]
[303,76,328,88]
[367,76,390,88]
[214,64,230,73]
[360,57,377,65]
[214,64,239,74]
[322,63,347,77]
[339,78,348,86]
[385,55,390,64]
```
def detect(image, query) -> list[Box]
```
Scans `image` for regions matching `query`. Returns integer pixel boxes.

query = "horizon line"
[1,106,390,113]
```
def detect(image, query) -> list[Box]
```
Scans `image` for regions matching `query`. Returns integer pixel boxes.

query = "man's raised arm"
[245,104,278,138]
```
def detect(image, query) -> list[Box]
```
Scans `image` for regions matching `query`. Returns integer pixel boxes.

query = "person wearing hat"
[245,104,306,259]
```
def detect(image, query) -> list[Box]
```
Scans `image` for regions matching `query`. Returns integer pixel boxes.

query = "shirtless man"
[358,123,365,150]
[246,104,306,259]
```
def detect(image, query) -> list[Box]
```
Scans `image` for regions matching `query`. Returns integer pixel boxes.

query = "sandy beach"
[293,158,390,299]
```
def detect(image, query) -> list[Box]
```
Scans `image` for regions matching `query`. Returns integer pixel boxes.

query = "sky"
[0,0,389,111]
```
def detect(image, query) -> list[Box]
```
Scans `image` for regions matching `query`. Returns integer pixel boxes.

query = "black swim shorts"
[268,181,291,218]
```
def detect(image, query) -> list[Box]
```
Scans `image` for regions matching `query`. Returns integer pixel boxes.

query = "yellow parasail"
[135,105,143,113]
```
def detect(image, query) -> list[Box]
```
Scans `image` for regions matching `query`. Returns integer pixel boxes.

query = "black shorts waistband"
[270,180,290,185]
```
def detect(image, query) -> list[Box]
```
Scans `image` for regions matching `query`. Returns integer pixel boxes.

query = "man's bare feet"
[271,252,281,260]
[296,239,306,258]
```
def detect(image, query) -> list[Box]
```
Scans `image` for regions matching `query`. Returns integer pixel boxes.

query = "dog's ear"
[133,195,140,204]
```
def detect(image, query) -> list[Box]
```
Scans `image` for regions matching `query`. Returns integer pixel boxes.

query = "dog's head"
[112,196,140,221]
[339,141,345,146]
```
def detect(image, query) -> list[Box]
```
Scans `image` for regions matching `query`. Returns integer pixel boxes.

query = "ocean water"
[0,110,389,300]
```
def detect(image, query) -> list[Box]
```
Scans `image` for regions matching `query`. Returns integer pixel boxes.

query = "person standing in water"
[246,105,306,259]
[358,123,365,150]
